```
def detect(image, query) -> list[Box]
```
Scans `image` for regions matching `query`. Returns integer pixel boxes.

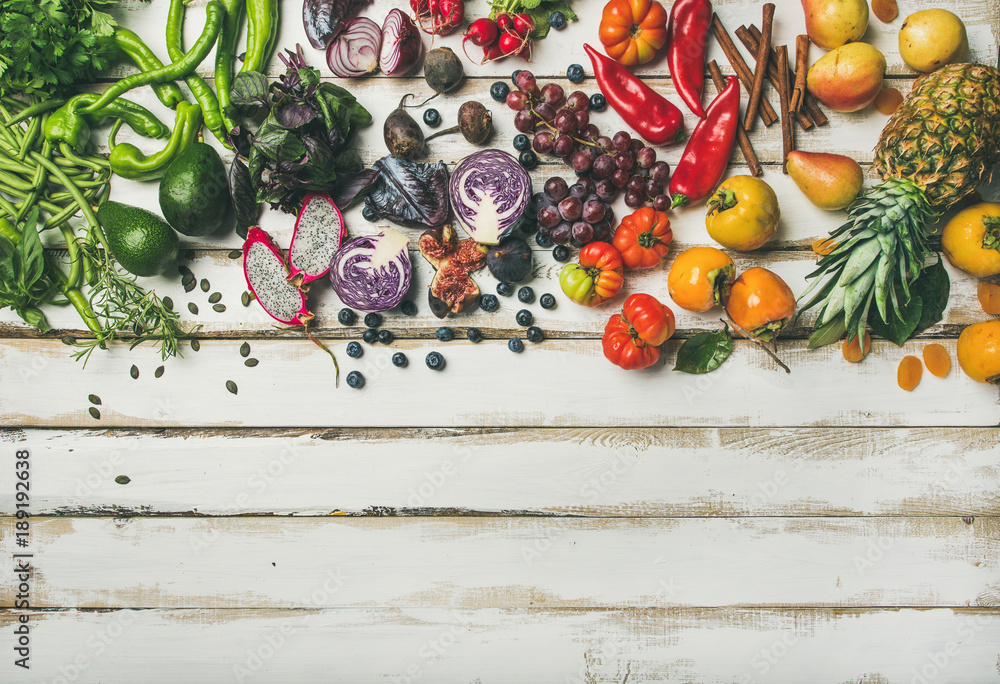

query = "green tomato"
[559,263,600,307]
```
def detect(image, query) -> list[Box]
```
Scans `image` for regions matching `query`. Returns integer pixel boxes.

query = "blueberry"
[423,108,441,127]
[540,293,557,310]
[517,286,535,304]
[436,326,455,342]
[536,232,554,248]
[425,351,445,370]
[480,294,500,312]
[378,329,394,344]
[346,341,363,358]
[392,352,408,368]
[519,150,538,170]
[516,309,533,326]
[362,205,378,222]
[338,308,356,326]
[362,328,378,344]
[552,245,570,262]
[511,69,521,84]
[497,282,514,297]
[508,337,524,353]
[520,219,538,235]
[346,371,365,389]
[467,327,483,343]
[567,64,585,83]
[513,134,530,152]
[526,326,544,343]
[490,81,510,102]
[549,10,567,30]
[401,300,417,316]
[589,93,607,112]
[364,312,382,328]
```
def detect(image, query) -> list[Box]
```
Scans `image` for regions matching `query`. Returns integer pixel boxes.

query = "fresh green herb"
[488,0,577,38]
[0,208,57,331]
[673,325,733,374]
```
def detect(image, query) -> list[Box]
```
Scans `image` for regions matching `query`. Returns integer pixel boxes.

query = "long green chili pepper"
[166,0,229,147]
[241,0,278,73]
[215,0,245,134]
[4,99,66,127]
[114,28,187,109]
[87,3,224,114]
[47,94,170,151]
[108,101,203,181]
[58,142,110,172]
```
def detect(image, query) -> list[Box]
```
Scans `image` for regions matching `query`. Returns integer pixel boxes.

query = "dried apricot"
[812,238,837,256]
[922,343,951,378]
[977,281,1000,314]
[897,355,922,391]
[871,0,899,23]
[874,87,903,115]
[842,332,871,362]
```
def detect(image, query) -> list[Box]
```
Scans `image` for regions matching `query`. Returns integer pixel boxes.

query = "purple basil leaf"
[332,169,378,208]
[273,101,317,130]
[229,157,258,240]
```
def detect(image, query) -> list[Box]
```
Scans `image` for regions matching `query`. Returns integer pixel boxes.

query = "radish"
[512,13,534,37]
[414,0,464,35]
[498,30,529,57]
[495,12,514,33]
[480,41,503,63]
[464,17,498,47]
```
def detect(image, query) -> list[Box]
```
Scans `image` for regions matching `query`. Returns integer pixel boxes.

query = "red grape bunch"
[531,176,614,247]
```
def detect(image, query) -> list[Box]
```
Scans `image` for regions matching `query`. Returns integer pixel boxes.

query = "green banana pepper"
[109,102,203,181]
[45,95,170,151]
[0,217,19,244]
[43,105,91,152]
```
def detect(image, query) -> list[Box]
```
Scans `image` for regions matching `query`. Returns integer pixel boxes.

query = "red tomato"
[602,293,676,370]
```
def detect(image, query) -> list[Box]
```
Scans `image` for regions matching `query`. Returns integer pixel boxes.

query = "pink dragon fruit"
[243,227,314,327]
[287,193,347,287]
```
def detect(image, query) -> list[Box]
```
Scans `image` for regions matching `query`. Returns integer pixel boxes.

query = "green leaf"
[910,259,950,337]
[525,2,577,38]
[20,306,50,331]
[673,327,733,374]
[807,316,847,349]
[869,294,922,347]
[230,71,268,108]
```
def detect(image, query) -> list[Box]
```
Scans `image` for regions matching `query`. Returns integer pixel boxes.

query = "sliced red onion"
[326,16,382,78]
[379,9,423,77]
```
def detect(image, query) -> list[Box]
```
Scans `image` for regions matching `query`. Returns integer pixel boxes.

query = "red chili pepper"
[583,43,685,146]
[667,0,713,118]
[669,75,740,208]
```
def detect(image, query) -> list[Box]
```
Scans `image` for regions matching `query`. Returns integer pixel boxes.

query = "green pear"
[785,151,864,211]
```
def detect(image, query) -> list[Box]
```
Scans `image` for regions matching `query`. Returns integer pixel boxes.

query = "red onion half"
[326,17,382,78]
[379,9,423,76]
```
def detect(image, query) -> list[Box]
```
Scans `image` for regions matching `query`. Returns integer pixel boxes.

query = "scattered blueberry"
[519,150,538,170]
[540,293,557,310]
[401,300,417,316]
[490,81,510,102]
[436,326,455,342]
[508,337,524,353]
[346,371,365,389]
[517,286,535,304]
[552,245,570,262]
[392,352,408,367]
[423,108,441,127]
[362,328,378,344]
[467,327,483,343]
[497,282,514,297]
[549,10,567,30]
[378,329,394,344]
[520,219,538,235]
[516,309,534,326]
[346,341,363,358]
[567,64,585,83]
[426,351,445,370]
[480,294,500,312]
[536,232,554,248]
[362,205,378,222]
[338,308,357,326]
[589,93,607,112]
[364,312,382,328]
[526,326,545,343]
[511,69,522,84]
[513,134,530,151]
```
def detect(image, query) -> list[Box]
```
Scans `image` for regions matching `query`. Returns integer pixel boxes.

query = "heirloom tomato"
[559,241,624,307]
[602,293,675,370]
[612,207,673,270]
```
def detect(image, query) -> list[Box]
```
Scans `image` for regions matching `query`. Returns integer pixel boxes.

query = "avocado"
[158,142,231,237]
[97,201,179,277]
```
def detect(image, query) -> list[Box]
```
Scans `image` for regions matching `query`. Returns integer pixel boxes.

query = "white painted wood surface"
[2,0,1000,681]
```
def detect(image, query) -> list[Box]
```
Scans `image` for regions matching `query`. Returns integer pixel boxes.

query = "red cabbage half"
[449,149,532,245]
[329,228,412,312]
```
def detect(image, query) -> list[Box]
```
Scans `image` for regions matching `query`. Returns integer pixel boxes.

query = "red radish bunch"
[463,12,533,64]
[410,0,464,35]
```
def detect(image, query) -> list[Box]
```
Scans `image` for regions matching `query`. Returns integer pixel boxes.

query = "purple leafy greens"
[364,156,450,228]
[302,0,374,50]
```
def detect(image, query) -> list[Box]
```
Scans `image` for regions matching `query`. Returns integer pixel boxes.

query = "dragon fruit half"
[287,193,347,287]
[243,227,314,327]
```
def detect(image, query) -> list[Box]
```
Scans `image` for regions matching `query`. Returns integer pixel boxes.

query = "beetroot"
[287,193,346,287]
[243,228,313,327]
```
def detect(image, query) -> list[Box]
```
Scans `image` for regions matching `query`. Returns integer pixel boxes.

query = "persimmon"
[897,355,922,391]
[725,268,796,343]
[957,319,1000,383]
[941,202,1000,277]
[667,246,735,313]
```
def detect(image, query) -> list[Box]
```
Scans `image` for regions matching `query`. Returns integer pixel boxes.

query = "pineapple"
[799,63,1000,344]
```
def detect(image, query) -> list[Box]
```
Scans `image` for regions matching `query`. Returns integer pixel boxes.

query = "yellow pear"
[807,42,886,112]
[899,9,968,73]
[785,151,864,210]
[801,0,869,49]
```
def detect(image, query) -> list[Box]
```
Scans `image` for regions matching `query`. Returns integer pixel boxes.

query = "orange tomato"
[599,0,668,67]
[725,267,796,342]
[612,207,673,270]
[667,246,735,312]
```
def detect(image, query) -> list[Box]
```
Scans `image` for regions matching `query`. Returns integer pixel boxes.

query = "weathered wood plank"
[1,516,996,609]
[1,337,996,427]
[3,427,998,517]
[1,607,998,683]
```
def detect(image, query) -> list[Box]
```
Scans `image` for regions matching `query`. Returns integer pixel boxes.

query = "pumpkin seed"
[115,475,131,485]
[162,296,174,311]
[226,380,238,395]
[184,248,196,260]
[88,407,100,420]
[241,291,251,307]
[213,303,226,313]
[183,279,196,293]
[190,339,200,352]
[178,265,193,278]
[208,292,222,303]
[188,302,199,315]
[240,342,250,357]
[154,365,164,378]
[244,358,259,367]
[88,394,101,405]
[228,249,242,259]
[61,335,76,346]
[200,279,210,292]
[130,364,139,379]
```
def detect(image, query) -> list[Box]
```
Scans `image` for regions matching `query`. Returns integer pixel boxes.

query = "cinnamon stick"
[744,3,775,131]
[709,13,778,127]
[744,23,829,126]
[735,25,815,131]
[708,60,761,177]
[791,35,809,113]
[776,45,794,173]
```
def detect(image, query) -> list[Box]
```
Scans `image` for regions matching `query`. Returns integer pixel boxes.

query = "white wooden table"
[2,0,1000,681]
